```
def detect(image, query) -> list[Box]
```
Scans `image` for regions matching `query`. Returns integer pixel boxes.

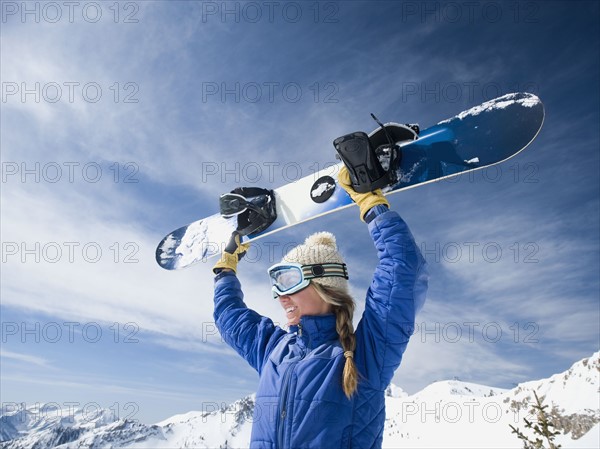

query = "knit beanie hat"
[282,231,349,291]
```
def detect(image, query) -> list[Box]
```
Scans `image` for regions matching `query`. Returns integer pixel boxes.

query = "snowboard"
[156,92,544,270]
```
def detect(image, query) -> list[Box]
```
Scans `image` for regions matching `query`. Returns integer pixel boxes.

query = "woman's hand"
[212,232,250,274]
[338,166,389,221]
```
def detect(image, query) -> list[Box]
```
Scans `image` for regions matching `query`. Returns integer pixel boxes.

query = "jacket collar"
[289,314,338,349]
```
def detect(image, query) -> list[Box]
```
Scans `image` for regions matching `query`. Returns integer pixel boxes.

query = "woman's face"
[278,284,332,326]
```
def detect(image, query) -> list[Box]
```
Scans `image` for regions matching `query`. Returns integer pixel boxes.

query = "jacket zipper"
[277,329,306,449]
[277,363,294,448]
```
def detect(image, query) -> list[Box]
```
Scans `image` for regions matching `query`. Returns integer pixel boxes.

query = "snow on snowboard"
[156,92,544,270]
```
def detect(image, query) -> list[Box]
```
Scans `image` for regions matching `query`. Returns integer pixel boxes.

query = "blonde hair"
[312,283,358,398]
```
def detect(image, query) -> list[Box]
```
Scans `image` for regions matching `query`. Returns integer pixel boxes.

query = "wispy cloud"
[0,350,51,368]
[2,372,206,403]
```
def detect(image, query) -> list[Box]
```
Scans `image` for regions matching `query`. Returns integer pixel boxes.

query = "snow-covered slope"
[2,352,598,449]
[382,352,599,448]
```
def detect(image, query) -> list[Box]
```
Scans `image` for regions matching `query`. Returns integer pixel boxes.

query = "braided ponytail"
[312,283,359,398]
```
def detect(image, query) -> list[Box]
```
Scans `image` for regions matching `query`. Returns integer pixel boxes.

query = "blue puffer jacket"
[213,210,428,449]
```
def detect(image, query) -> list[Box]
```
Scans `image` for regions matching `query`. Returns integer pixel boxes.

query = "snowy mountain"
[2,352,598,449]
[0,404,162,449]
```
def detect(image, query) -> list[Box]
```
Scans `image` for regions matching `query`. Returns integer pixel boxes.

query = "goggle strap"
[301,263,349,280]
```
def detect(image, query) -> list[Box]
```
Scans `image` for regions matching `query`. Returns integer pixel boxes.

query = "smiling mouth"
[285,306,298,314]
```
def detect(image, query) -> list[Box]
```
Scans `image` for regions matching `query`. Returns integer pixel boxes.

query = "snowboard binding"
[333,114,410,193]
[219,187,277,236]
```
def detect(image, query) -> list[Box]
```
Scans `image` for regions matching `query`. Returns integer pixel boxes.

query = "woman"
[212,167,428,448]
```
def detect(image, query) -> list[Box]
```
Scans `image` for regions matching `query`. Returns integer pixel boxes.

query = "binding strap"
[220,187,277,236]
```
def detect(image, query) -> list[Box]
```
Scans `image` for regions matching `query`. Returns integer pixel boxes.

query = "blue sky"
[1,1,598,424]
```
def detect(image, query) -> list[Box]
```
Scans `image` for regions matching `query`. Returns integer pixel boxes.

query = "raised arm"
[212,233,286,374]
[354,208,428,389]
[336,167,428,390]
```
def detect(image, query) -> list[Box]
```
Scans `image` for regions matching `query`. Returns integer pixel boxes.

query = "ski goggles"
[267,262,349,298]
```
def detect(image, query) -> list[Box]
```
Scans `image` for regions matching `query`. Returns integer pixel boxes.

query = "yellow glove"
[338,165,389,222]
[212,232,251,274]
